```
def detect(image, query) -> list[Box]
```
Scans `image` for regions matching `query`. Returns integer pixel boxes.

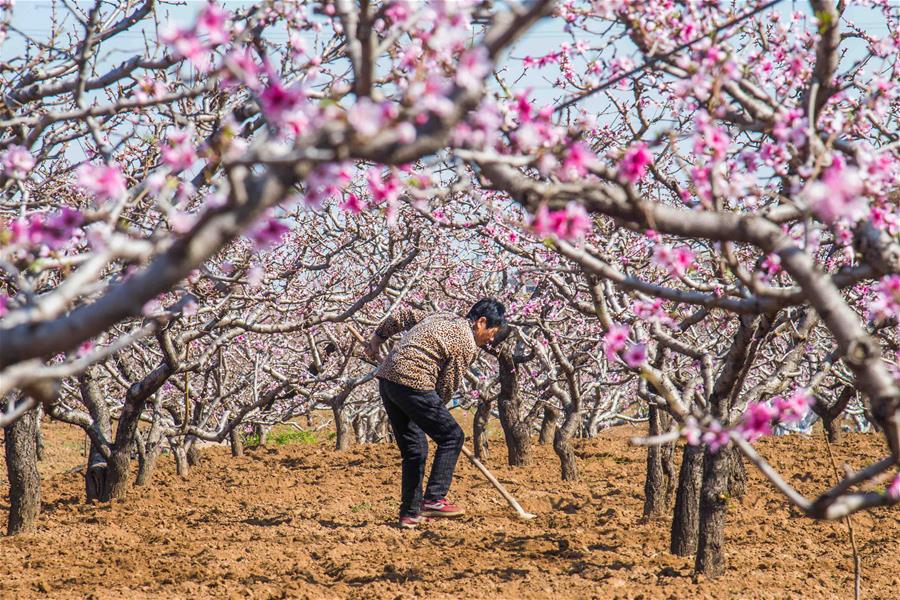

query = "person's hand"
[365,336,383,362]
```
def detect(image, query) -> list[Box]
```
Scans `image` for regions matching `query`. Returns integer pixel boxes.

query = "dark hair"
[466,298,506,328]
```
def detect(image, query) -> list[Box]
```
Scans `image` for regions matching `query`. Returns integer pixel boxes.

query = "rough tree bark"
[671,443,704,556]
[172,439,190,478]
[254,423,269,446]
[186,438,201,467]
[643,405,676,518]
[79,370,113,502]
[135,406,164,487]
[696,446,730,577]
[473,394,492,461]
[696,315,770,577]
[725,445,747,500]
[539,404,559,445]
[230,428,244,457]
[496,348,532,466]
[553,425,579,481]
[4,396,41,535]
[333,404,352,452]
[34,406,45,462]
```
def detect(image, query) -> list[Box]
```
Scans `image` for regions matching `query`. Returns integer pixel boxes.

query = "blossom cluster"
[531,202,592,241]
[681,389,815,452]
[4,207,84,251]
[602,323,647,368]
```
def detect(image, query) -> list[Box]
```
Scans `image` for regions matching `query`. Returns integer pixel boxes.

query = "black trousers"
[378,378,465,517]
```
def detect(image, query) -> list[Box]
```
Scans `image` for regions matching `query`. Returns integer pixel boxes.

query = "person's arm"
[374,306,421,340]
[366,306,421,360]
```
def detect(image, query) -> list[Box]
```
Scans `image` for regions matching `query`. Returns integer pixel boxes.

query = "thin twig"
[822,429,862,600]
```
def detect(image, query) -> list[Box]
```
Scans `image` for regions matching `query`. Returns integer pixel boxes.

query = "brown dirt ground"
[1,420,898,600]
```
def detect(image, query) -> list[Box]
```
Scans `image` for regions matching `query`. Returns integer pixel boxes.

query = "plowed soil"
[2,420,898,599]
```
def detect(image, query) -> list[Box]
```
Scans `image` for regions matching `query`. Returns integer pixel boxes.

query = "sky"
[1,0,894,164]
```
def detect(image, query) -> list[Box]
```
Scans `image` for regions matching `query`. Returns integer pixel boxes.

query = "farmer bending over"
[366,299,506,529]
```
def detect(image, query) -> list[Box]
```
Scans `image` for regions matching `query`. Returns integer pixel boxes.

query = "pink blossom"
[259,80,305,125]
[249,218,289,249]
[773,389,813,424]
[385,0,412,24]
[559,142,595,181]
[739,402,777,442]
[305,162,352,208]
[1,145,35,179]
[888,473,900,500]
[618,142,651,183]
[246,265,264,288]
[76,163,126,202]
[76,340,94,358]
[653,244,695,276]
[603,323,630,362]
[167,29,211,72]
[367,168,401,204]
[531,202,591,241]
[622,343,647,368]
[682,417,702,446]
[197,2,230,46]
[702,421,730,452]
[806,162,867,224]
[868,274,900,322]
[456,46,491,92]
[693,113,730,162]
[347,98,385,138]
[224,48,261,90]
[0,294,8,317]
[772,108,808,146]
[340,193,366,214]
[632,298,676,327]
[161,127,197,171]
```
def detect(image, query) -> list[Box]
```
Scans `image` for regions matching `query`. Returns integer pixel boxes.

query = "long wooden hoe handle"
[461,446,537,521]
[345,323,536,521]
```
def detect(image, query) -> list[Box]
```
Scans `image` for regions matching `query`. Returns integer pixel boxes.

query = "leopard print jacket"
[374,307,477,403]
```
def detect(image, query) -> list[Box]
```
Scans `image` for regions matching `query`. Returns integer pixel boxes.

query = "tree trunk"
[230,428,244,457]
[135,413,164,487]
[643,406,675,518]
[495,349,532,466]
[812,387,851,444]
[254,423,269,446]
[4,403,41,535]
[695,447,730,577]
[823,417,842,443]
[725,445,747,500]
[377,410,390,443]
[553,428,578,481]
[172,441,189,478]
[34,406,46,462]
[135,444,160,487]
[79,371,113,502]
[670,443,704,556]
[333,404,352,451]
[353,413,368,444]
[539,405,559,446]
[186,439,201,467]
[473,395,492,461]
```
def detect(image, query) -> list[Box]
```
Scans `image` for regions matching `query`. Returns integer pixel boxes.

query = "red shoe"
[421,498,465,517]
[398,514,430,529]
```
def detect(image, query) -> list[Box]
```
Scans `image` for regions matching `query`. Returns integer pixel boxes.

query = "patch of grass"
[243,428,317,447]
[270,428,317,445]
[350,502,372,513]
